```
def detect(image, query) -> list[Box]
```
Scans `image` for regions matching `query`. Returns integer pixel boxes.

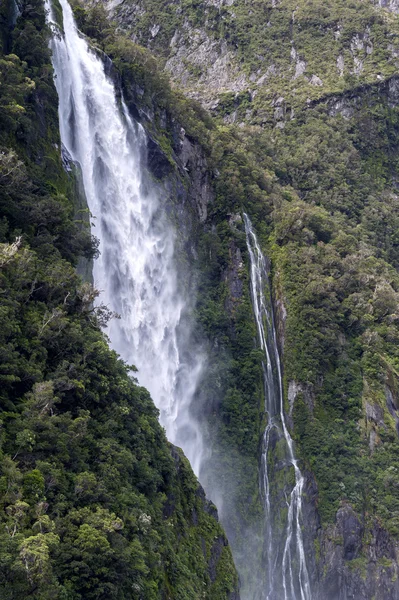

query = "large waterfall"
[46,0,313,596]
[244,214,311,600]
[46,0,204,475]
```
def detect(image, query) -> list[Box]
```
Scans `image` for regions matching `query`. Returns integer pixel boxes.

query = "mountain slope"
[0,0,239,598]
[84,1,399,598]
[95,0,399,120]
[3,0,399,597]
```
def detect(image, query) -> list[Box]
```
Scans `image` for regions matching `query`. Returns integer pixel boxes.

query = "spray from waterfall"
[46,0,204,475]
[244,214,311,600]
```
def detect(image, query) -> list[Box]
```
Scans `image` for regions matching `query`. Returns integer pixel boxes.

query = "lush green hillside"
[80,1,399,595]
[97,0,399,120]
[0,1,239,598]
[4,0,399,596]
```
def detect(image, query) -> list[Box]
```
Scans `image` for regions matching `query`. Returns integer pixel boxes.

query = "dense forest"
[3,0,399,597]
[0,0,239,598]
[76,0,399,596]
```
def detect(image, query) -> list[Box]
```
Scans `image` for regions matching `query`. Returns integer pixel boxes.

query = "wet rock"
[337,504,363,560]
[385,386,399,435]
[301,472,321,594]
[61,143,73,172]
[147,137,173,179]
[224,242,244,321]
[314,508,399,599]
[178,131,213,222]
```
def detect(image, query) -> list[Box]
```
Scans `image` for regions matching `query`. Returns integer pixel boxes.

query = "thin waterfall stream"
[46,0,204,475]
[244,214,311,600]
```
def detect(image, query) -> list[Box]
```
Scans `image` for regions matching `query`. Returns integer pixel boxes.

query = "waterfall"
[244,214,311,600]
[46,0,204,476]
[45,1,313,595]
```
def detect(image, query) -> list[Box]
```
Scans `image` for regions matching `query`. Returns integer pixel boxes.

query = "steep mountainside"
[3,0,399,597]
[0,0,239,598]
[94,0,399,121]
[82,1,399,598]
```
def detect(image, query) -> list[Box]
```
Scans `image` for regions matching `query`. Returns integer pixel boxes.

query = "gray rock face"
[113,63,214,229]
[338,505,363,561]
[166,30,248,106]
[288,380,315,417]
[373,0,399,13]
[365,401,385,426]
[301,472,321,595]
[385,386,399,435]
[310,504,399,600]
[224,241,244,322]
[178,130,214,223]
[388,77,399,107]
[206,0,235,7]
[320,74,399,121]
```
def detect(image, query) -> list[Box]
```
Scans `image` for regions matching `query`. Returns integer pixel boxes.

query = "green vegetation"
[221,0,399,121]
[78,0,399,558]
[4,0,399,593]
[185,74,399,539]
[71,2,399,591]
[104,0,399,122]
[268,101,399,528]
[192,98,399,531]
[0,0,239,598]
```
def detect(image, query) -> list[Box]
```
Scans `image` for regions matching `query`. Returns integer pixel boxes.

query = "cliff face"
[2,0,396,596]
[271,75,399,597]
[106,37,266,597]
[93,0,399,120]
[0,1,240,598]
[83,1,399,598]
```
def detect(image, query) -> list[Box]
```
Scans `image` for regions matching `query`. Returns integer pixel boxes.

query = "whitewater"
[46,0,204,476]
[244,214,311,600]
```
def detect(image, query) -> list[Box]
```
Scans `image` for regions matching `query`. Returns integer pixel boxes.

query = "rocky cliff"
[92,0,399,120]
[79,1,399,598]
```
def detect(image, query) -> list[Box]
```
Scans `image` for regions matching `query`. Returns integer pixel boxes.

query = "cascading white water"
[244,214,311,600]
[46,0,204,475]
[45,2,313,595]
